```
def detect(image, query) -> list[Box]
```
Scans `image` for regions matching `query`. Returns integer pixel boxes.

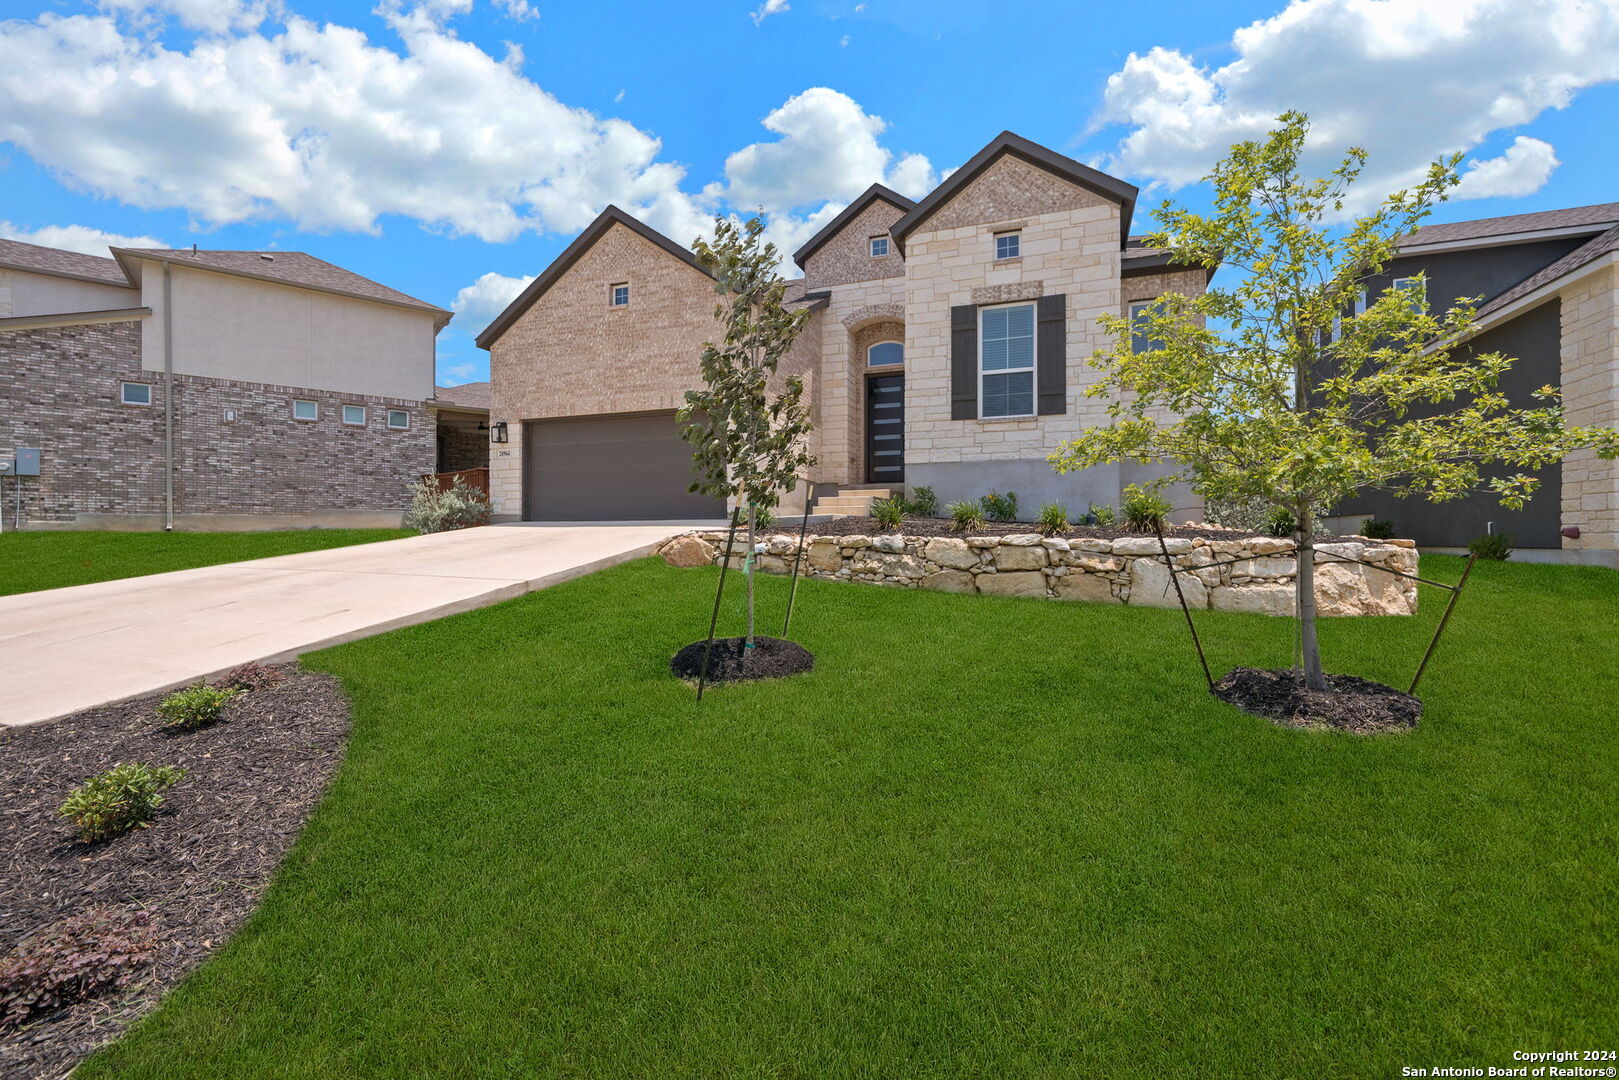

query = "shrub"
[869,497,905,531]
[59,763,185,843]
[947,500,985,532]
[1122,484,1171,531]
[1204,495,1334,537]
[1360,517,1396,540]
[905,485,939,518]
[1036,502,1071,536]
[157,684,239,730]
[1468,531,1514,560]
[751,505,777,531]
[1264,506,1299,537]
[1088,502,1116,527]
[0,907,157,1029]
[213,661,284,693]
[404,476,491,534]
[980,490,1019,522]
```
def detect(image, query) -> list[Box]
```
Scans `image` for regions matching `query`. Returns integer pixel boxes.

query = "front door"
[865,373,904,484]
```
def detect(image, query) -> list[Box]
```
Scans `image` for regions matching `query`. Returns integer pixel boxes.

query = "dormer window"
[869,236,889,257]
[995,231,1020,260]
[610,283,629,307]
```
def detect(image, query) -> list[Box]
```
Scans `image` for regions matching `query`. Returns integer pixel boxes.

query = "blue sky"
[3,0,1617,386]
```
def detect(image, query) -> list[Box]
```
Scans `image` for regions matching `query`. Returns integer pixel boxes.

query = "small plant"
[157,683,239,730]
[59,763,186,843]
[404,476,491,534]
[1121,484,1171,531]
[869,497,905,531]
[751,504,778,531]
[1468,531,1514,560]
[1089,502,1116,527]
[1036,502,1071,536]
[0,907,157,1029]
[905,485,939,518]
[213,661,284,693]
[980,490,1019,522]
[1360,517,1396,540]
[948,500,985,532]
[1264,505,1299,538]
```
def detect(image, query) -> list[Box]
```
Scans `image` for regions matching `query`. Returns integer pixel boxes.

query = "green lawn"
[81,557,1618,1079]
[0,529,412,596]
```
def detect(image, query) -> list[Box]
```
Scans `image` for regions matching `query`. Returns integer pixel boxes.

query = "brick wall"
[1559,264,1619,551]
[435,411,489,472]
[803,198,907,290]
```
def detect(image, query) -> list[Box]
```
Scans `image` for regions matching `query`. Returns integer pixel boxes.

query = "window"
[119,382,152,406]
[979,303,1036,418]
[342,404,366,426]
[292,399,318,421]
[387,409,410,430]
[867,341,903,367]
[994,232,1021,260]
[1129,301,1158,353]
[869,236,889,257]
[1391,277,1426,311]
[610,282,630,306]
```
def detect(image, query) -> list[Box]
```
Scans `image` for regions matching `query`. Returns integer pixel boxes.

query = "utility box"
[0,460,11,476]
[15,448,40,476]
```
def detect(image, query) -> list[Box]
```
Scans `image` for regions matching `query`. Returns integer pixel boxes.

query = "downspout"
[163,260,174,531]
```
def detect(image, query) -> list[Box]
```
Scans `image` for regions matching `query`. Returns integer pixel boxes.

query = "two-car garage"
[522,411,725,521]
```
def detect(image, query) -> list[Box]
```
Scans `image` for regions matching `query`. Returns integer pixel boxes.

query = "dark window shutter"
[950,304,978,420]
[1036,293,1066,415]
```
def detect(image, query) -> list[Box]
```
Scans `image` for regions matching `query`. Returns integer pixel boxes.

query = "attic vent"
[259,253,275,261]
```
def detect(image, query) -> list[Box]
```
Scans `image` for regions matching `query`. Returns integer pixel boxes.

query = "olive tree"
[679,215,815,649]
[1051,113,1619,691]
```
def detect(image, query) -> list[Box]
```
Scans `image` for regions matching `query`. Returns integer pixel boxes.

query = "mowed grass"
[0,528,411,596]
[81,556,1618,1079]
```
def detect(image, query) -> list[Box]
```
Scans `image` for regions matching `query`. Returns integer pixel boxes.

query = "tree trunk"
[745,500,757,650]
[1295,506,1327,691]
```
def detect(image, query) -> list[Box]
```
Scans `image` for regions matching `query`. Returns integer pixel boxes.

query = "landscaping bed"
[1212,666,1422,734]
[0,665,348,1080]
[796,514,1357,544]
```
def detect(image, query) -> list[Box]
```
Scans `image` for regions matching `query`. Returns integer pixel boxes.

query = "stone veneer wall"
[1,317,432,525]
[1558,263,1619,553]
[658,531,1420,617]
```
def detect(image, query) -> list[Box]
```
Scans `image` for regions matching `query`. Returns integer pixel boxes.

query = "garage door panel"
[524,413,724,520]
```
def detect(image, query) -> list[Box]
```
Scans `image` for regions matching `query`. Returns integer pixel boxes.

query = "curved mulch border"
[1212,667,1421,734]
[671,636,814,684]
[0,665,349,1080]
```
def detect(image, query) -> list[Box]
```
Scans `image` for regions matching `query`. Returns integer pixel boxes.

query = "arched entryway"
[849,318,905,485]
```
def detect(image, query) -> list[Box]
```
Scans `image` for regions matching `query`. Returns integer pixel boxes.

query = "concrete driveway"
[0,522,706,728]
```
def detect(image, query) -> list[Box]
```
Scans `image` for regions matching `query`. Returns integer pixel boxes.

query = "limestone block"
[1053,572,1119,604]
[1313,563,1372,617]
[1072,539,1114,553]
[994,544,1049,571]
[1210,583,1295,616]
[872,534,906,552]
[1002,533,1044,546]
[1072,554,1124,574]
[660,535,716,568]
[921,569,975,593]
[765,534,798,556]
[924,537,978,570]
[976,571,1048,598]
[1233,556,1295,579]
[966,536,1002,548]
[807,539,843,572]
[756,554,790,575]
[1313,542,1366,563]
[1129,557,1208,609]
[1112,536,1189,556]
[1041,538,1072,553]
[1245,537,1295,556]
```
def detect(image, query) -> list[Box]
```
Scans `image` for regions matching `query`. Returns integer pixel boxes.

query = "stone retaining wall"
[657,531,1420,617]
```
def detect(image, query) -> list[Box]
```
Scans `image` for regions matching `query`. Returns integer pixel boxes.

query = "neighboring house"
[476,131,1212,522]
[431,380,491,474]
[0,238,452,530]
[1332,203,1619,565]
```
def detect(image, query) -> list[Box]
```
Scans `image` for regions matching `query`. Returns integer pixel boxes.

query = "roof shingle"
[0,237,131,287]
[114,249,450,316]
[1476,223,1619,317]
[1401,202,1619,249]
[434,381,491,409]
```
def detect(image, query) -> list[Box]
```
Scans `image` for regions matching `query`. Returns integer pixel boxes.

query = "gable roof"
[0,237,132,288]
[111,249,450,321]
[434,381,491,410]
[1400,202,1619,251]
[889,131,1138,253]
[476,205,710,350]
[791,184,916,270]
[1121,237,1218,282]
[1476,222,1619,318]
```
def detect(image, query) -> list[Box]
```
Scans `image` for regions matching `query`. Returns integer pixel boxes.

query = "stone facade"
[1,318,432,527]
[658,530,1420,617]
[1558,263,1619,553]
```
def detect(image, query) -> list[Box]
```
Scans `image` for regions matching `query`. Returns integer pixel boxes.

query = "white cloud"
[95,0,276,33]
[1096,0,1619,207]
[750,0,789,25]
[493,0,539,21]
[437,360,481,384]
[451,270,534,335]
[0,220,165,255]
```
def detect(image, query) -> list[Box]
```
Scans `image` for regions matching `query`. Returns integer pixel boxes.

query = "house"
[431,380,492,474]
[1332,203,1619,565]
[476,131,1213,522]
[0,238,452,530]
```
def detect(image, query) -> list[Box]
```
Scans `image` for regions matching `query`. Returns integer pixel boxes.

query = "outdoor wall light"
[490,421,509,444]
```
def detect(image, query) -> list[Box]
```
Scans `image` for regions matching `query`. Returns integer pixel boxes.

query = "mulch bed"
[1212,667,1421,734]
[670,636,815,684]
[796,515,1354,544]
[0,665,349,1080]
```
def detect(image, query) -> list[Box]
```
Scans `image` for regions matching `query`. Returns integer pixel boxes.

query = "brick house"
[477,131,1212,522]
[1331,203,1619,566]
[1,238,452,530]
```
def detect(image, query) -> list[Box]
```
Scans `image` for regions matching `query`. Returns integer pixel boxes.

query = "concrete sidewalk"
[0,523,703,728]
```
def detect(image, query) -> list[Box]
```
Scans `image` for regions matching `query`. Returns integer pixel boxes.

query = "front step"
[810,487,894,517]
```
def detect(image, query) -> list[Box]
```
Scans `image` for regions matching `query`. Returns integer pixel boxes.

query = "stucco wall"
[802,198,907,290]
[133,260,438,401]
[1559,263,1619,552]
[1,268,138,318]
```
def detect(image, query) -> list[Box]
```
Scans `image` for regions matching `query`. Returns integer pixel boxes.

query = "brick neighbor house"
[1,238,453,530]
[1331,203,1619,566]
[476,131,1213,522]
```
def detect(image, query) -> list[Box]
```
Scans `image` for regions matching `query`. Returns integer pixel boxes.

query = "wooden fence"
[422,466,490,497]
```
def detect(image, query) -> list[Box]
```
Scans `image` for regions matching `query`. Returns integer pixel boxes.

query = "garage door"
[523,412,725,520]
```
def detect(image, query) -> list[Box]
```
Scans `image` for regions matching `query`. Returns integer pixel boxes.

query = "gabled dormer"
[792,184,916,290]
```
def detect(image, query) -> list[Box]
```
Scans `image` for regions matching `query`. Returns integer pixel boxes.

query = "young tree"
[679,215,816,650]
[1051,113,1619,692]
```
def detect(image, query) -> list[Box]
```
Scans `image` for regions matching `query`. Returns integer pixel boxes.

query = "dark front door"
[865,373,904,484]
[523,411,725,520]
